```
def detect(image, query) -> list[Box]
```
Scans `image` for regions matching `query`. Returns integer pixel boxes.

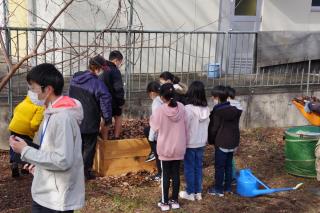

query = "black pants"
[10,131,39,164]
[144,126,161,175]
[161,160,180,204]
[150,141,161,175]
[81,133,98,173]
[32,200,73,213]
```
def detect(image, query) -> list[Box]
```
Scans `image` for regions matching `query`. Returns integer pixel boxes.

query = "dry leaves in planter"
[108,119,149,139]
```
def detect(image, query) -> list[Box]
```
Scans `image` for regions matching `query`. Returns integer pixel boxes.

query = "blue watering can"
[236,169,303,197]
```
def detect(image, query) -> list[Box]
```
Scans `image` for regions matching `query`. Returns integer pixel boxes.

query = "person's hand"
[304,101,311,113]
[9,135,28,154]
[23,164,35,176]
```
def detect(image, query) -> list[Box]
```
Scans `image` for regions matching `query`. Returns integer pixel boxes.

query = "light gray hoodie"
[21,96,85,211]
[185,104,210,148]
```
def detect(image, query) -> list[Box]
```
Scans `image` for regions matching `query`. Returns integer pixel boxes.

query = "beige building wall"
[8,0,28,62]
[261,0,320,31]
[134,0,220,31]
[8,0,28,27]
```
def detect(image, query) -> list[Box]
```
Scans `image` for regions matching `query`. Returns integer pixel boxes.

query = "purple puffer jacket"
[69,70,112,134]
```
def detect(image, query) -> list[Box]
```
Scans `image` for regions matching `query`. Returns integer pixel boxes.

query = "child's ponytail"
[168,98,177,107]
[160,83,178,108]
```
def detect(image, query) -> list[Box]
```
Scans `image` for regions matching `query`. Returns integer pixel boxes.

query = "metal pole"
[125,0,134,106]
[306,60,311,96]
[3,0,13,119]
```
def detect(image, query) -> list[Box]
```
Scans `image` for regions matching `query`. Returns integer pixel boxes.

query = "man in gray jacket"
[10,63,85,213]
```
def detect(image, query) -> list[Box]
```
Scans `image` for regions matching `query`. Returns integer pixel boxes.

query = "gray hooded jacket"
[21,96,85,211]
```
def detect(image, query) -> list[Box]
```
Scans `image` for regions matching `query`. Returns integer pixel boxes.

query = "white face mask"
[28,90,45,106]
[213,99,219,106]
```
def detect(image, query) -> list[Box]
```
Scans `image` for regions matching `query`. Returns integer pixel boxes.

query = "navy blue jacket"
[69,70,112,134]
[208,102,242,149]
[99,61,125,109]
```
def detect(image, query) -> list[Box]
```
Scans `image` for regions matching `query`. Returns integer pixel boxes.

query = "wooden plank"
[93,138,156,176]
[97,138,151,158]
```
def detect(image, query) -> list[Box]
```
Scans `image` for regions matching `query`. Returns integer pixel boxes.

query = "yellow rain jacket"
[8,96,45,138]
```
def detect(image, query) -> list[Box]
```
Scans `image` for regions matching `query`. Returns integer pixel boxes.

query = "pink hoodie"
[150,102,187,161]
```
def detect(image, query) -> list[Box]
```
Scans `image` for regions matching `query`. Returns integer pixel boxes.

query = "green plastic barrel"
[284,126,320,178]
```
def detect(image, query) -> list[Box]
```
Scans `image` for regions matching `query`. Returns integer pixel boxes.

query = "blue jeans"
[214,148,234,193]
[184,147,204,194]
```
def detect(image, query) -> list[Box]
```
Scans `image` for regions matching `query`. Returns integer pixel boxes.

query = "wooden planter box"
[93,138,156,176]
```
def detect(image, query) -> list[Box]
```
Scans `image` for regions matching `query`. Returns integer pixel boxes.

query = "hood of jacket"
[162,102,185,122]
[213,102,240,121]
[45,96,83,125]
[186,104,210,122]
[229,99,243,111]
[71,70,97,85]
[104,60,117,70]
[174,83,188,95]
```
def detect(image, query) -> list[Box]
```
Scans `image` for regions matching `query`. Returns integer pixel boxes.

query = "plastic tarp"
[257,31,320,67]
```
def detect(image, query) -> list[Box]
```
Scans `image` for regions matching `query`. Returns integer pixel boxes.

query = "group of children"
[8,52,125,180]
[7,58,242,212]
[145,72,242,211]
[8,53,126,212]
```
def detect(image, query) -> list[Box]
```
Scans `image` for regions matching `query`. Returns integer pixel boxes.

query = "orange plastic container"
[292,100,320,126]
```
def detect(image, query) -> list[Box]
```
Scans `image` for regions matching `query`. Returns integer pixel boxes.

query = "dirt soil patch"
[1,122,320,213]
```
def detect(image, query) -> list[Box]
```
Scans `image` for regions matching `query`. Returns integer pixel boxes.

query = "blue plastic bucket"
[208,63,220,78]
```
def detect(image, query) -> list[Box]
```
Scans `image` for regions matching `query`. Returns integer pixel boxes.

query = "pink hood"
[45,96,83,125]
[150,102,187,161]
[162,102,185,122]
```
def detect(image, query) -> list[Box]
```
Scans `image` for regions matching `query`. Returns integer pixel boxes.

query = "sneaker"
[157,201,170,211]
[208,187,224,197]
[169,200,180,209]
[195,193,202,201]
[152,173,161,182]
[145,152,156,162]
[179,191,195,201]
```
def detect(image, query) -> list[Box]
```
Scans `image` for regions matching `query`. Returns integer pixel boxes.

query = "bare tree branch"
[34,0,74,52]
[0,0,146,92]
[0,0,74,91]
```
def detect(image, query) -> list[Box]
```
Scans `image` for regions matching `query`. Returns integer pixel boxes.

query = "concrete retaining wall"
[1,90,318,150]
[125,90,316,129]
[0,104,10,150]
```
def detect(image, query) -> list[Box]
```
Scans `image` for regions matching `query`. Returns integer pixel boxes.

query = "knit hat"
[89,55,106,68]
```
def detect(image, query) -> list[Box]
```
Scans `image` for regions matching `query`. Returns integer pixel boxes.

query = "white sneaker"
[195,193,202,201]
[169,200,180,209]
[157,202,170,211]
[179,191,195,201]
